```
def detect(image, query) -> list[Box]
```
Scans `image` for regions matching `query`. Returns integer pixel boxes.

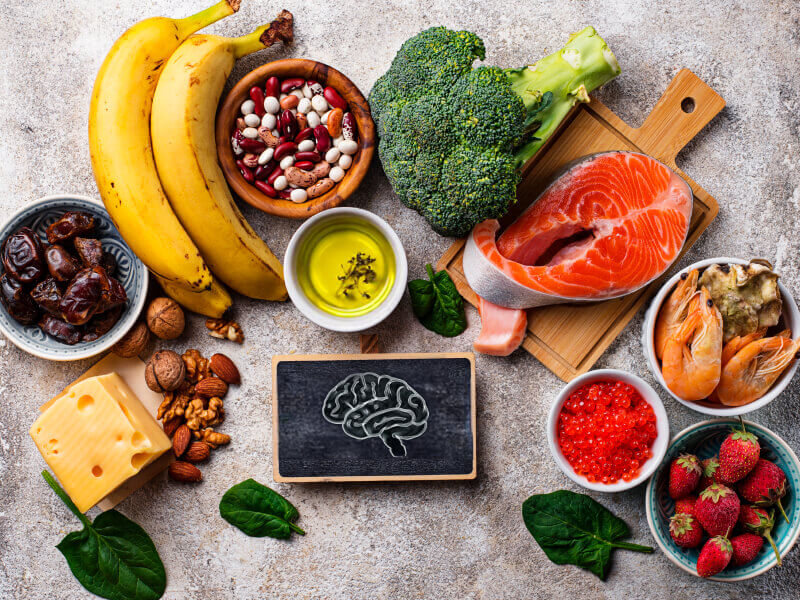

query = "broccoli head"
[369,26,620,237]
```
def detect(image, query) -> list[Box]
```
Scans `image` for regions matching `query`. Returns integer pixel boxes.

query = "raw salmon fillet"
[473,298,528,356]
[463,152,692,309]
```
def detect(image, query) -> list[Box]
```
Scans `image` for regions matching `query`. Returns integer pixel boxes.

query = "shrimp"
[716,330,800,406]
[655,269,699,360]
[708,328,766,403]
[661,286,723,402]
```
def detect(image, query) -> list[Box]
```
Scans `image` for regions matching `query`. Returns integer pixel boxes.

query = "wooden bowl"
[216,59,375,219]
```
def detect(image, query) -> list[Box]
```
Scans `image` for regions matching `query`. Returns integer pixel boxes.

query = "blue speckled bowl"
[0,195,148,361]
[645,419,800,581]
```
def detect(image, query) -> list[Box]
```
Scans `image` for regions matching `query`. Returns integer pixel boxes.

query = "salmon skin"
[464,151,693,309]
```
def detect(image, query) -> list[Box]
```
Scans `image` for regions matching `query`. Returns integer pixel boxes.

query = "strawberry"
[738,459,790,524]
[717,422,760,484]
[694,483,740,537]
[699,456,720,492]
[730,533,764,567]
[739,505,782,565]
[674,495,697,517]
[696,535,732,577]
[669,513,703,548]
[669,454,702,499]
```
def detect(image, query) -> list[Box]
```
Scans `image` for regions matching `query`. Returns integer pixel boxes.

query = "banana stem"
[232,10,294,59]
[175,0,239,39]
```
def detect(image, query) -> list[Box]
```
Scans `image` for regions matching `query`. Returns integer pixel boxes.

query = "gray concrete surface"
[1,0,799,598]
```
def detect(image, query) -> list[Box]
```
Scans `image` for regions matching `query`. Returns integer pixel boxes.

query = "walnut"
[157,386,192,421]
[185,396,224,431]
[112,321,151,358]
[146,297,185,340]
[145,350,186,393]
[182,349,210,383]
[195,428,231,449]
[205,318,244,344]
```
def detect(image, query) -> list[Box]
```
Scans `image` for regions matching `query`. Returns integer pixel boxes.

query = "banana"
[155,275,232,318]
[89,1,240,291]
[151,14,293,301]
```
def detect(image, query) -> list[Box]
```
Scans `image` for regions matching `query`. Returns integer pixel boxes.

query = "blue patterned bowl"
[0,195,148,361]
[645,419,800,580]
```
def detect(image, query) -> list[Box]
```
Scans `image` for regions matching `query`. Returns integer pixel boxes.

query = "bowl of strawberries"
[645,419,800,580]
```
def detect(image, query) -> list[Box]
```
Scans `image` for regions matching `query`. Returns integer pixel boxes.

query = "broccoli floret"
[369,26,620,237]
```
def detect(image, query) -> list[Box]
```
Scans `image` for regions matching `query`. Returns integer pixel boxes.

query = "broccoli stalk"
[507,27,621,168]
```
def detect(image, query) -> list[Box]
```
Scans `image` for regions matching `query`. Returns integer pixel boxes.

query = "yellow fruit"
[155,275,232,318]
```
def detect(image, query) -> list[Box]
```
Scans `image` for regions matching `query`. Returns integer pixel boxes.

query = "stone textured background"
[1,0,799,598]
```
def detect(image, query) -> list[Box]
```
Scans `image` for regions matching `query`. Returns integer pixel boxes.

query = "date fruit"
[59,267,110,325]
[45,244,81,282]
[45,211,95,244]
[2,227,44,283]
[38,314,82,345]
[0,272,38,324]
[30,278,63,314]
[73,237,104,268]
[100,252,117,275]
[82,305,123,342]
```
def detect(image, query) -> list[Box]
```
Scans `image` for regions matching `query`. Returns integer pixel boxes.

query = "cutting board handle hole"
[681,97,696,114]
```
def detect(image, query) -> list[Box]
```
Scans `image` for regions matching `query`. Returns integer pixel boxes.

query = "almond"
[168,461,202,483]
[210,353,240,385]
[194,377,228,398]
[183,441,211,463]
[172,424,191,457]
[162,416,182,438]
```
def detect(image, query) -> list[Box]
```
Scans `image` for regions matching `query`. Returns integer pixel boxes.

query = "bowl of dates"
[0,195,148,360]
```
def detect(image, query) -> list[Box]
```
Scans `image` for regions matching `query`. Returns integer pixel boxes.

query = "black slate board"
[271,353,476,481]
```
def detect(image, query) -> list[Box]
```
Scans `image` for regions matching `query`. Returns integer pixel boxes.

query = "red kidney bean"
[254,160,276,180]
[295,151,321,163]
[323,86,347,110]
[280,110,298,139]
[255,180,279,198]
[265,76,280,98]
[281,78,305,93]
[295,161,315,171]
[267,166,284,185]
[236,160,255,183]
[279,189,293,200]
[313,125,331,153]
[342,112,358,141]
[274,142,298,161]
[279,135,291,144]
[249,86,266,117]
[295,127,314,143]
[238,137,267,153]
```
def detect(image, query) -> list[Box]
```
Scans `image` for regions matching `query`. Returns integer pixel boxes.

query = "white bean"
[338,140,358,155]
[242,127,259,139]
[306,112,321,128]
[311,95,329,113]
[329,166,345,182]
[243,113,261,127]
[338,154,353,169]
[264,96,280,114]
[231,137,243,155]
[257,148,274,165]
[279,155,295,170]
[290,188,308,203]
[333,135,344,147]
[297,98,312,114]
[240,99,256,115]
[271,129,280,137]
[321,110,332,125]
[301,84,312,98]
[325,148,341,163]
[290,89,304,100]
[261,113,277,129]
[297,140,316,152]
[279,93,287,101]
[273,175,288,191]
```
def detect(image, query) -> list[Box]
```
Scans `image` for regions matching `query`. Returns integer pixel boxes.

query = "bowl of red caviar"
[548,369,670,492]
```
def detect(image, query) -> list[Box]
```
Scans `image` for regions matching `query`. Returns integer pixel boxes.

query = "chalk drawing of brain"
[322,372,429,457]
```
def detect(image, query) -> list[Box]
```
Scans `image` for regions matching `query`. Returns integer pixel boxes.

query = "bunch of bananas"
[88,1,293,317]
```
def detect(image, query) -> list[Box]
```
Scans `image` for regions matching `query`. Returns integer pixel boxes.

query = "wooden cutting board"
[437,69,724,382]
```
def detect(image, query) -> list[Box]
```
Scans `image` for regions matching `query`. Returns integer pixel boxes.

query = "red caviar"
[557,380,657,484]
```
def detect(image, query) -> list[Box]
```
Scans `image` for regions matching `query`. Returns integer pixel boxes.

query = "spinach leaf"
[42,471,166,600]
[522,490,653,580]
[407,264,467,337]
[219,478,305,538]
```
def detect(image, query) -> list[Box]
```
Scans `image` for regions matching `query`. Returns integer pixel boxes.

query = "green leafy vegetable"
[42,471,166,600]
[522,490,653,580]
[408,264,467,337]
[219,478,305,538]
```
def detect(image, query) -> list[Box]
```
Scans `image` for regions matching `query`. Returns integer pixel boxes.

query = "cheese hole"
[77,394,95,412]
[117,401,133,421]
[131,431,145,447]
[91,465,103,477]
[116,434,124,443]
[45,439,59,454]
[131,453,149,470]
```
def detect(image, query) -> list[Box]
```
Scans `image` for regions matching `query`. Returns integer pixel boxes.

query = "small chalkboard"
[271,353,476,482]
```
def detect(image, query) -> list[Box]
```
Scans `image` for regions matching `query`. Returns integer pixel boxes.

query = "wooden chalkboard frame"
[271,352,477,483]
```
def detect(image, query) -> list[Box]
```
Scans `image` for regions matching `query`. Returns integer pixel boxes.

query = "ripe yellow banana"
[151,16,293,301]
[89,1,240,291]
[155,275,232,318]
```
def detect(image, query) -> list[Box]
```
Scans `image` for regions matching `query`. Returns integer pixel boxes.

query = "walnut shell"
[111,321,151,358]
[146,297,185,340]
[145,349,186,393]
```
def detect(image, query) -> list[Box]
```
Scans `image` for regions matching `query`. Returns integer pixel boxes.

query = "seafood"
[661,287,723,402]
[708,329,767,403]
[473,298,528,356]
[655,269,699,360]
[715,330,799,406]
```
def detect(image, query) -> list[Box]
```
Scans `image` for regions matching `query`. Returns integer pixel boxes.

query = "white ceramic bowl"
[547,369,670,493]
[284,207,407,332]
[642,257,800,416]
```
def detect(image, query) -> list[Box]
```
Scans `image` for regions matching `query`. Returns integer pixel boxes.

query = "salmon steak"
[464,151,693,310]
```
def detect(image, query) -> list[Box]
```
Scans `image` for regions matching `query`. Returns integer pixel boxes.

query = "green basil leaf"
[42,471,166,600]
[407,264,466,337]
[522,490,653,580]
[219,478,305,539]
